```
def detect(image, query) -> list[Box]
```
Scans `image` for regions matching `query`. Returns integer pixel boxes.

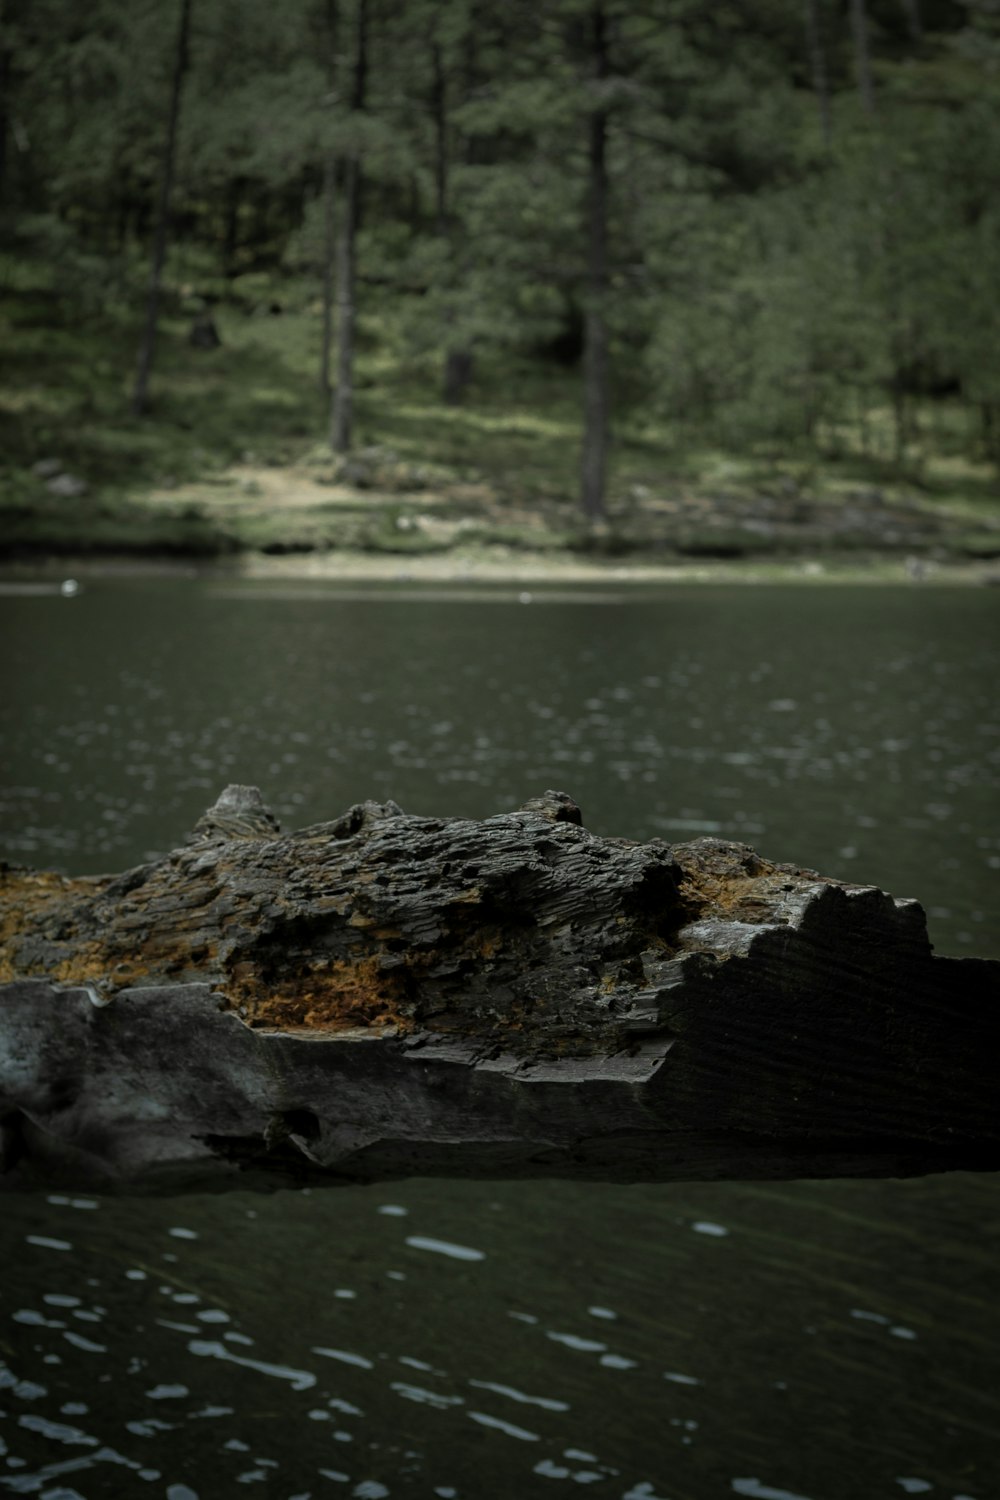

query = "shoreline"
[6,452,998,589]
[0,546,997,588]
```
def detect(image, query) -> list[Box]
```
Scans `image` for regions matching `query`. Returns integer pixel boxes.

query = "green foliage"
[1,0,999,538]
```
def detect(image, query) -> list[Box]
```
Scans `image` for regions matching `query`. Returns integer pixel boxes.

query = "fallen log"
[1,785,997,1194]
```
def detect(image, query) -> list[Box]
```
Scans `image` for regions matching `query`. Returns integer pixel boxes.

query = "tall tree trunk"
[857,385,872,457]
[221,175,242,277]
[103,152,128,258]
[980,402,1000,465]
[320,154,337,394]
[850,0,877,117]
[131,0,192,418]
[0,7,11,215]
[443,348,474,403]
[329,0,367,454]
[115,185,129,252]
[900,0,923,42]
[803,0,832,149]
[431,42,447,239]
[330,155,359,450]
[580,1,610,525]
[431,38,475,405]
[892,372,907,465]
[319,0,338,395]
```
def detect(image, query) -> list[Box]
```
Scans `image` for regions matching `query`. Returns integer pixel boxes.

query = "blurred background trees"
[1,0,998,517]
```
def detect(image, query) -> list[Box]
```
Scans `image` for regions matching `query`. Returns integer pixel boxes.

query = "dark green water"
[1,580,998,1500]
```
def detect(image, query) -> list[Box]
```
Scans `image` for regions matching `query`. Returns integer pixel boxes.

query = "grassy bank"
[2,255,999,569]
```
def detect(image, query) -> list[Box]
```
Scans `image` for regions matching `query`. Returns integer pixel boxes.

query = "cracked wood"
[1,785,997,1193]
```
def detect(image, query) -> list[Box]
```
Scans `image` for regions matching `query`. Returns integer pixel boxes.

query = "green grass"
[2,248,999,562]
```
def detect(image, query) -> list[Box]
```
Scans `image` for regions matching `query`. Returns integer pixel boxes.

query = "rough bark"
[1,785,997,1196]
[131,0,192,417]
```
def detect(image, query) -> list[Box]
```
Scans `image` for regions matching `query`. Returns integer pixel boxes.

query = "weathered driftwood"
[1,785,997,1194]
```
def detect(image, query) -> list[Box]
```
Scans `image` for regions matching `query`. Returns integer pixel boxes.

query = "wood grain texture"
[1,785,997,1193]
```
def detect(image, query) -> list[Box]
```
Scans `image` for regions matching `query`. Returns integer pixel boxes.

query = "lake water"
[1,579,998,1500]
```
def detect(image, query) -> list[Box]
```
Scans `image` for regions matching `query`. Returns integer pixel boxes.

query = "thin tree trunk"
[892,374,906,465]
[115,187,129,252]
[857,386,872,457]
[329,0,367,454]
[330,155,359,451]
[900,0,922,42]
[443,349,474,403]
[131,0,192,417]
[431,42,447,238]
[320,154,337,394]
[850,0,876,117]
[319,0,338,395]
[0,8,11,214]
[980,402,1000,465]
[803,0,832,149]
[580,1,610,525]
[431,38,474,405]
[851,2,912,477]
[431,34,452,391]
[102,154,127,258]
[221,175,242,277]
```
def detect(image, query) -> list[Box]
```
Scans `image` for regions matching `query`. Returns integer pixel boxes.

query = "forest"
[1,0,999,562]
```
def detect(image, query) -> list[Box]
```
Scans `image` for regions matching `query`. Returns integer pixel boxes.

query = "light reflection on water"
[3,1176,999,1498]
[1,579,999,1498]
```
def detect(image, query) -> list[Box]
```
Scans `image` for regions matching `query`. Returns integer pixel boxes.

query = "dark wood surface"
[1,785,997,1193]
